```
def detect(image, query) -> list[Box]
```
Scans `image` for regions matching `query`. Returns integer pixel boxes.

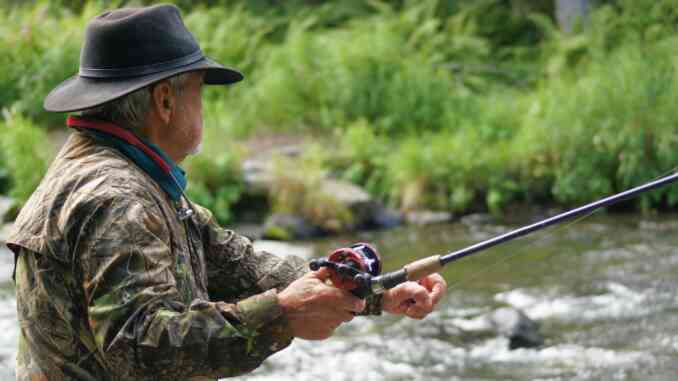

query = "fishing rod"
[310,170,678,298]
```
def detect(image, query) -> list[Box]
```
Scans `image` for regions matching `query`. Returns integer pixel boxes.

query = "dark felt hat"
[44,4,243,113]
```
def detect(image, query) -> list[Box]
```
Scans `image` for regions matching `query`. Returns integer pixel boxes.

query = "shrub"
[0,2,95,127]
[518,40,678,208]
[269,146,353,232]
[0,110,53,206]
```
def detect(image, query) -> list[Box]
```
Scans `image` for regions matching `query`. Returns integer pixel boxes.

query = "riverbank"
[3,1,678,228]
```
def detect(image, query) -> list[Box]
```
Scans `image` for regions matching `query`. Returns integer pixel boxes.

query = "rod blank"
[440,171,678,265]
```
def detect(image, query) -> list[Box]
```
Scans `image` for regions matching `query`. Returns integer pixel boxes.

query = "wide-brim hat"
[44,4,243,113]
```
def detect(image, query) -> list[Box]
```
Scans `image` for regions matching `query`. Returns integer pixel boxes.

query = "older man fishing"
[5,4,446,381]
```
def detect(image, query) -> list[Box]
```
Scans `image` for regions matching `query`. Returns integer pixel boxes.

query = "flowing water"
[1,212,678,380]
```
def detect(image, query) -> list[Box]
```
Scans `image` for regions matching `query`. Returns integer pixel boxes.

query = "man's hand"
[382,273,447,319]
[277,267,366,340]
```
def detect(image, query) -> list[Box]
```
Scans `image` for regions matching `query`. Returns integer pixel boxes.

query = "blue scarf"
[67,116,187,202]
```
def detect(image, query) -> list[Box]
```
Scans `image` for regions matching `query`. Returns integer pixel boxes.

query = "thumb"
[311,266,331,281]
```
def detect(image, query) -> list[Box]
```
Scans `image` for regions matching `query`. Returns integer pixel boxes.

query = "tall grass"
[2,0,678,220]
[0,110,53,207]
[0,2,96,126]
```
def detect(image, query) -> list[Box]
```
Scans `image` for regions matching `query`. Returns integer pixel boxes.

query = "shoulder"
[8,132,171,254]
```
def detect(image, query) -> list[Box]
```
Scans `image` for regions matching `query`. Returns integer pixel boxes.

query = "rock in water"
[489,307,544,349]
[404,210,453,225]
[252,240,313,259]
[262,213,323,240]
[370,206,402,229]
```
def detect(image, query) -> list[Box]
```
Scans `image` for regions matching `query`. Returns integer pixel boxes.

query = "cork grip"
[404,255,442,281]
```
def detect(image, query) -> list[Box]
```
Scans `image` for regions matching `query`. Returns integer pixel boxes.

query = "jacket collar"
[67,115,187,202]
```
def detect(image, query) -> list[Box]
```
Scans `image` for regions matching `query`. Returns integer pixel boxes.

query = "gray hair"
[80,72,191,132]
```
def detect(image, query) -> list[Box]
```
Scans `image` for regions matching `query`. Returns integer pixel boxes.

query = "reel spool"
[309,243,382,298]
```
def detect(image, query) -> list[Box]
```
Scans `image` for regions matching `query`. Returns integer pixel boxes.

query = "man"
[7,4,446,381]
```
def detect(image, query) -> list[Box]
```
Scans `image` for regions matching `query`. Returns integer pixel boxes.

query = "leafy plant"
[0,109,53,205]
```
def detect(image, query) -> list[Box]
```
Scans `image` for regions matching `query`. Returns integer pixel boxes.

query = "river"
[1,212,677,380]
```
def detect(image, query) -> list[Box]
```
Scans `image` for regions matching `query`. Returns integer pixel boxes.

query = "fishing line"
[447,165,678,290]
[446,207,600,290]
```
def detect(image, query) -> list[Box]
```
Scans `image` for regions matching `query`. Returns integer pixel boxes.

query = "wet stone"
[448,306,543,350]
[252,240,313,259]
[404,210,453,226]
[262,213,323,240]
[489,307,544,349]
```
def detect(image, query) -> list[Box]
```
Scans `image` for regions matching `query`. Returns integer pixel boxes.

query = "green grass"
[0,109,53,208]
[2,0,678,225]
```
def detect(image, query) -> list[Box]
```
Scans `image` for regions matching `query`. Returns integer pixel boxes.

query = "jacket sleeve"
[192,204,383,316]
[81,196,293,380]
[190,203,307,302]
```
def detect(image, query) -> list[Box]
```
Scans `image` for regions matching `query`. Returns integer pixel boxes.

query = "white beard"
[189,141,203,156]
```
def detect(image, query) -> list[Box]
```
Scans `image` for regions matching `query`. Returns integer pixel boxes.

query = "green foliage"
[0,144,8,195]
[520,41,678,208]
[0,110,52,205]
[336,119,391,199]
[183,129,244,225]
[3,0,678,220]
[229,2,483,136]
[0,2,96,127]
[269,146,353,232]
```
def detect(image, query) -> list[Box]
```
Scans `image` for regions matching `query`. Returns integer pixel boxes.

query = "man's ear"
[151,81,175,125]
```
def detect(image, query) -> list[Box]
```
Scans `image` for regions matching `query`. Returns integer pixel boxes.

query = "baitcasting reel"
[309,243,382,298]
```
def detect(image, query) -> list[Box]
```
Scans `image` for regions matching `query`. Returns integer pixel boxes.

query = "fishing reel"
[309,243,382,298]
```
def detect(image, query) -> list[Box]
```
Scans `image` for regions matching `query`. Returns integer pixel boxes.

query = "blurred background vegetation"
[2,0,678,225]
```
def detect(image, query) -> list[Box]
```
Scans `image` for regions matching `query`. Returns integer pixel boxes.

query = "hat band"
[79,49,204,79]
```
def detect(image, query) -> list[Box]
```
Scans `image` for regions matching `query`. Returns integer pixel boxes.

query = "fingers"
[405,304,431,320]
[408,283,433,311]
[420,274,447,306]
[383,274,448,319]
[334,309,355,323]
[403,274,447,319]
[312,266,331,281]
[398,284,433,319]
[396,282,432,307]
[318,286,365,312]
[384,282,432,315]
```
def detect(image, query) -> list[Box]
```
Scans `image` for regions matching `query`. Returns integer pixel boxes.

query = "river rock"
[254,175,398,237]
[241,145,304,196]
[489,307,544,349]
[241,156,274,196]
[262,213,323,240]
[451,307,543,349]
[460,213,496,227]
[404,210,453,225]
[230,224,264,241]
[241,145,400,235]
[320,179,384,228]
[370,206,402,229]
[252,240,313,259]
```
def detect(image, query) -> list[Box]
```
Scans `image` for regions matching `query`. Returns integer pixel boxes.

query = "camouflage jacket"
[7,130,367,380]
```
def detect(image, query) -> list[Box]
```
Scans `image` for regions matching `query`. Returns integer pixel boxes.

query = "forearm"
[201,221,307,301]
[90,289,293,379]
[196,204,382,315]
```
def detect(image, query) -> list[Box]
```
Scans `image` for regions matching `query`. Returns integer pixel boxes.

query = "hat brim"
[44,57,243,113]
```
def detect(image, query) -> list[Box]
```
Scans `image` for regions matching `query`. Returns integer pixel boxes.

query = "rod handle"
[404,255,442,281]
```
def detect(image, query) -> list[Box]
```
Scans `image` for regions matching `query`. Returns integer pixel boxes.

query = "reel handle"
[309,243,381,299]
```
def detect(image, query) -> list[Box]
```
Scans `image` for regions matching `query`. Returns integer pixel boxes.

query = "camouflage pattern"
[7,130,382,380]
